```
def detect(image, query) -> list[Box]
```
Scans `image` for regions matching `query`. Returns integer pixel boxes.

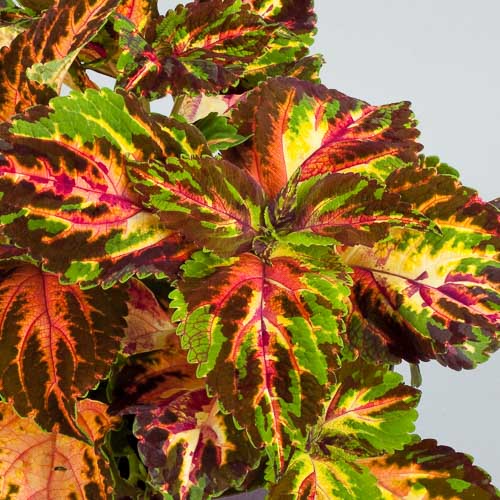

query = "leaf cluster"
[0,0,498,499]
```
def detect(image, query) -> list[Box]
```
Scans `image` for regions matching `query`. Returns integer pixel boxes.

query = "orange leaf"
[0,263,127,437]
[76,399,121,444]
[0,401,112,499]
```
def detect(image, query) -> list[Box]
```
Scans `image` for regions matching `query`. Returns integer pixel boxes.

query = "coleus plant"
[0,0,497,498]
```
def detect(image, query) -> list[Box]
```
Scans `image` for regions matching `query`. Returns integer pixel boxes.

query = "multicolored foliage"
[0,261,127,437]
[223,77,421,198]
[270,362,498,499]
[114,0,318,98]
[0,87,206,287]
[171,244,350,479]
[0,0,120,120]
[123,278,176,354]
[0,400,115,499]
[111,335,261,498]
[360,440,499,500]
[0,0,497,498]
[343,164,499,369]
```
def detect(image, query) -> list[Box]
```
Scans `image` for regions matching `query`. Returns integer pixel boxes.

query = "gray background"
[142,0,499,495]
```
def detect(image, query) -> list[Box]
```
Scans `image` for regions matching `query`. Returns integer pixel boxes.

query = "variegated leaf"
[76,399,121,444]
[224,77,421,198]
[111,337,261,498]
[177,93,244,123]
[268,362,421,498]
[269,449,380,500]
[317,360,420,457]
[129,155,265,256]
[117,0,159,36]
[0,263,127,437]
[194,0,316,34]
[241,0,315,33]
[171,244,351,478]
[235,30,318,92]
[358,439,500,499]
[175,57,323,124]
[115,1,274,97]
[111,336,203,413]
[123,278,175,355]
[0,0,120,120]
[0,88,207,286]
[226,0,319,91]
[0,401,113,499]
[289,172,431,247]
[342,167,500,369]
[115,0,314,98]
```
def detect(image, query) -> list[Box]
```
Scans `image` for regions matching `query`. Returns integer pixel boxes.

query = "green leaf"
[195,112,251,152]
[342,166,499,369]
[269,449,381,499]
[171,243,351,479]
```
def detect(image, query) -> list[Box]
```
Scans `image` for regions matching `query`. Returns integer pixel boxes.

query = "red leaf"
[224,78,421,198]
[0,263,127,437]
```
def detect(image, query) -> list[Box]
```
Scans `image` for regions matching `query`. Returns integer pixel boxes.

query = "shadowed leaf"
[76,399,121,444]
[123,279,175,355]
[0,401,113,499]
[112,337,261,498]
[0,263,127,437]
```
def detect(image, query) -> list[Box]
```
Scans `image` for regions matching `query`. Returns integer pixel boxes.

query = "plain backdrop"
[132,1,499,496]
